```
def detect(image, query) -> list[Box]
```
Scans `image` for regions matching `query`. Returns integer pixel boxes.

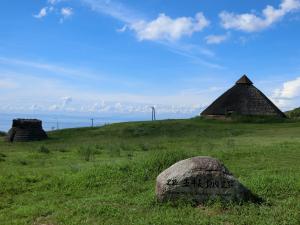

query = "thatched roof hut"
[6,119,48,142]
[201,75,286,118]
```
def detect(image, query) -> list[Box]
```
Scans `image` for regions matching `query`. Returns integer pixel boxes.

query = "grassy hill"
[286,107,300,119]
[0,117,299,225]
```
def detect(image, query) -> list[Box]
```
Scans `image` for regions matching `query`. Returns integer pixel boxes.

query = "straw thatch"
[6,119,48,142]
[201,75,286,118]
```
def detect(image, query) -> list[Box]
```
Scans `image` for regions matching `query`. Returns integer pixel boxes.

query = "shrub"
[0,131,6,136]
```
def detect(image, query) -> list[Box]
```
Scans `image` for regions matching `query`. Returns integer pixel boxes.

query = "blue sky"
[1,0,300,117]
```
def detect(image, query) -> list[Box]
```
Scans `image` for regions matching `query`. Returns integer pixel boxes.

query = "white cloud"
[34,1,72,22]
[0,57,220,113]
[0,69,213,115]
[60,7,73,23]
[271,76,300,110]
[205,33,230,44]
[48,0,67,4]
[80,0,219,68]
[220,0,300,32]
[61,96,73,107]
[34,7,48,19]
[131,13,209,41]
[48,0,59,4]
[116,25,127,32]
[82,1,209,42]
[81,0,141,24]
[61,7,73,17]
[274,76,300,99]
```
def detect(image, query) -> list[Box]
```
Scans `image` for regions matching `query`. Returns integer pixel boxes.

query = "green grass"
[0,117,299,225]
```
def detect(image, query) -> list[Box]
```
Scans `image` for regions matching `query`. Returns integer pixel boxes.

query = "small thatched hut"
[201,75,286,118]
[6,119,48,142]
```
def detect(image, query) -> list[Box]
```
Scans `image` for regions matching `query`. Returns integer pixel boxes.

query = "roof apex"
[236,75,253,85]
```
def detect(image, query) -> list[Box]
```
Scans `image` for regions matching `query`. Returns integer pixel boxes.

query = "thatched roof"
[6,119,48,142]
[201,75,286,118]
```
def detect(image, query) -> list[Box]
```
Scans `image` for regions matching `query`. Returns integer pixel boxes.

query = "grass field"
[0,117,299,225]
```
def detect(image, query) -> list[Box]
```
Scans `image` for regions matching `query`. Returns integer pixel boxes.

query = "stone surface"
[156,156,260,203]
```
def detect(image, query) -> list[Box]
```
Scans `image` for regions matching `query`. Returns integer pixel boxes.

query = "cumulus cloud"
[205,33,230,44]
[34,7,48,19]
[272,76,300,110]
[220,0,300,32]
[80,0,219,68]
[130,13,210,41]
[274,76,300,99]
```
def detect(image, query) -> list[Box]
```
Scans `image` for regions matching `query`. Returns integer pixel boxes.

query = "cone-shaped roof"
[201,75,286,118]
[236,75,253,85]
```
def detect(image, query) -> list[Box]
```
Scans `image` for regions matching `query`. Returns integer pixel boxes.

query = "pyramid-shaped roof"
[201,75,286,117]
[236,75,253,85]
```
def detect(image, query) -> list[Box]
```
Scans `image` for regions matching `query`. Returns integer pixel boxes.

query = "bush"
[0,131,6,136]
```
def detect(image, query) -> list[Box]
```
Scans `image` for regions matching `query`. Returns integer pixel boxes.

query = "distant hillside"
[285,107,300,118]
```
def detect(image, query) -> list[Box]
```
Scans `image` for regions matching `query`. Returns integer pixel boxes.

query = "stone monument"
[156,156,261,204]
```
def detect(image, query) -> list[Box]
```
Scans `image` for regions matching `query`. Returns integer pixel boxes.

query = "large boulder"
[156,156,261,204]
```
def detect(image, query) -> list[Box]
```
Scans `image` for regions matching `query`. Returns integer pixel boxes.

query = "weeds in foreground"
[78,146,95,161]
[38,145,50,154]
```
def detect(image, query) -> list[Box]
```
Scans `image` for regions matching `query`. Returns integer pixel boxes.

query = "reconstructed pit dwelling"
[6,119,48,142]
[201,75,286,118]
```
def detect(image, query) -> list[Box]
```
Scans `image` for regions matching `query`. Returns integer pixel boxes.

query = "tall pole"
[152,108,154,121]
[151,106,156,121]
[91,118,94,127]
